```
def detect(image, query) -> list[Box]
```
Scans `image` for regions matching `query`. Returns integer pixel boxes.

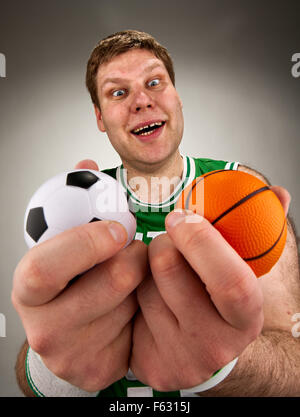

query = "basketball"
[175,169,287,277]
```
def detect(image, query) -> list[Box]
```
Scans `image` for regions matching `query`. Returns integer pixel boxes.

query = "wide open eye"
[148,79,160,87]
[112,89,126,97]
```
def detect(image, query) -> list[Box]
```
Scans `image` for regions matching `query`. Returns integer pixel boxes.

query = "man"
[12,30,300,397]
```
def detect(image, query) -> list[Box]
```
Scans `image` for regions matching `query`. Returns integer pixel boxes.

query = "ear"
[94,104,106,132]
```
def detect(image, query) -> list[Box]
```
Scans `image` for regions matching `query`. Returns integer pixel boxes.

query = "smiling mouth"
[131,121,166,136]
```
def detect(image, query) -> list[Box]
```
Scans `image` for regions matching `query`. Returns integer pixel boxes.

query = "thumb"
[74,159,99,171]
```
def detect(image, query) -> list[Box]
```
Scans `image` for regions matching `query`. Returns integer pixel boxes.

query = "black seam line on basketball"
[185,170,230,209]
[211,186,270,226]
[243,220,286,262]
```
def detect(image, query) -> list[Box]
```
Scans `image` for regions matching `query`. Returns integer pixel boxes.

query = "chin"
[139,149,178,170]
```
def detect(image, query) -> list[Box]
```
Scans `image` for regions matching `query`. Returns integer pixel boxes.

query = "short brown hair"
[86,30,175,109]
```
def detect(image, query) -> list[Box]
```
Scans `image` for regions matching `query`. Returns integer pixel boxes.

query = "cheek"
[103,108,125,133]
[114,107,128,127]
[170,98,184,130]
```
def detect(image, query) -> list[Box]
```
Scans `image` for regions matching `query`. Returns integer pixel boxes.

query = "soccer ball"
[24,169,136,248]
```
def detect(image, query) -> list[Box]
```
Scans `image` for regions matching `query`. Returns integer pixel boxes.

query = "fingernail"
[185,213,204,224]
[108,222,127,244]
[167,209,204,228]
[166,209,190,228]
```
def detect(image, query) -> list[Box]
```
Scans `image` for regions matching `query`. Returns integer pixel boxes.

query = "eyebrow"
[100,63,165,90]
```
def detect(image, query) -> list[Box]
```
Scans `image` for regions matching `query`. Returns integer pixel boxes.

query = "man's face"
[95,49,184,170]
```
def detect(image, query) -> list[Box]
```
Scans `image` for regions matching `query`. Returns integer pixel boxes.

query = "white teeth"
[133,121,163,134]
[140,130,153,136]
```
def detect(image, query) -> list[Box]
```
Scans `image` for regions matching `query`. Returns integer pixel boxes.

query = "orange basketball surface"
[176,170,287,277]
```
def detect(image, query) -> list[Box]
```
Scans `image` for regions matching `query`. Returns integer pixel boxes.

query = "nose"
[136,103,152,112]
[131,89,154,113]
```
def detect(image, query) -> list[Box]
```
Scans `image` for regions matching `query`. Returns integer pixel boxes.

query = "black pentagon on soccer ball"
[66,171,100,189]
[89,217,102,223]
[26,207,48,242]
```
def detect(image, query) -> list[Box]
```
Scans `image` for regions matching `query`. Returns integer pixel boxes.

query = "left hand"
[130,186,290,392]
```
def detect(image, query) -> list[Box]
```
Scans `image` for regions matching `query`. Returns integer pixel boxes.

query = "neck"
[122,151,183,204]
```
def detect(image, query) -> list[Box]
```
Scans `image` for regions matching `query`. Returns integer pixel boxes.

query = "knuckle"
[225,278,252,307]
[13,253,40,294]
[28,330,53,356]
[150,246,181,277]
[219,270,262,312]
[129,239,148,253]
[106,261,137,296]
[13,250,53,301]
[10,289,25,317]
[11,289,20,311]
[205,345,234,374]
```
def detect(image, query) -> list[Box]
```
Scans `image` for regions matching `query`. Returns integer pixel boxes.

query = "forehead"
[97,49,167,87]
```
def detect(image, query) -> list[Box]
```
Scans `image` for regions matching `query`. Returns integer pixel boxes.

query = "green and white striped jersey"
[103,156,239,246]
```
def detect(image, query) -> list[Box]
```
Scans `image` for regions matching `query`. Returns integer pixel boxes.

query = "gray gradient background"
[0,0,299,396]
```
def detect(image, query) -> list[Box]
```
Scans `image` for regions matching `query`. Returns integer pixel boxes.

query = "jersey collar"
[116,155,195,208]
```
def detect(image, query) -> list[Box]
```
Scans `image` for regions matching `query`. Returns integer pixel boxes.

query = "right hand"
[12,160,148,392]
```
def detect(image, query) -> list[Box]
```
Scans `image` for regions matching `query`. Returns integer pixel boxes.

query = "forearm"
[15,340,35,397]
[199,330,300,397]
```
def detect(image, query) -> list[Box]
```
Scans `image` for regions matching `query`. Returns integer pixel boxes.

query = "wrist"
[180,357,238,394]
[26,346,100,397]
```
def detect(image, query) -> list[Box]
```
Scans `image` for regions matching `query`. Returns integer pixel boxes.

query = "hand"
[131,185,290,392]
[12,160,148,392]
[131,218,264,392]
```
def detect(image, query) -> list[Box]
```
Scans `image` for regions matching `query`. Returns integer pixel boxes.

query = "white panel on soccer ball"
[115,212,137,245]
[44,186,92,230]
[27,173,66,207]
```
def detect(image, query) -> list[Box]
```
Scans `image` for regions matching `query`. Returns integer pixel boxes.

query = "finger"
[165,210,264,331]
[75,294,138,349]
[148,233,220,327]
[270,185,291,217]
[54,240,147,324]
[136,275,178,344]
[13,220,128,307]
[74,159,99,170]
